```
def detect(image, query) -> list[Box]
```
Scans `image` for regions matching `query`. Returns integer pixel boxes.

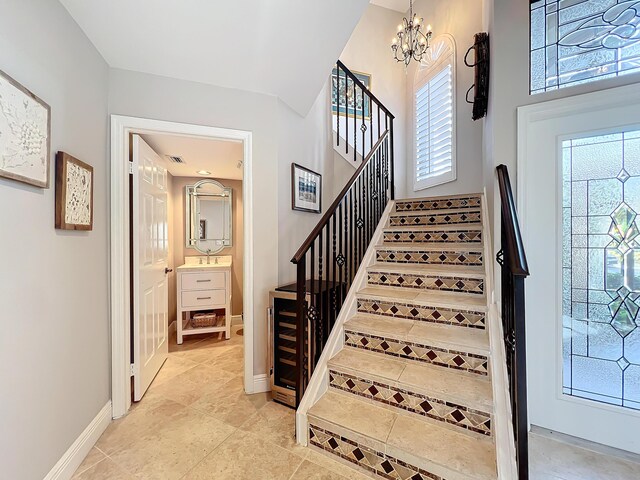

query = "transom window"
[414,35,456,191]
[531,0,640,94]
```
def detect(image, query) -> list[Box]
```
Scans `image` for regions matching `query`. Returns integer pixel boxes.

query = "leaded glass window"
[563,130,640,410]
[531,1,640,94]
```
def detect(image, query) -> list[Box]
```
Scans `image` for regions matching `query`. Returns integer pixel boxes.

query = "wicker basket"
[191,312,217,328]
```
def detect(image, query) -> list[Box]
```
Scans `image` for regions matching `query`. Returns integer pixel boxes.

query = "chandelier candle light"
[391,0,432,66]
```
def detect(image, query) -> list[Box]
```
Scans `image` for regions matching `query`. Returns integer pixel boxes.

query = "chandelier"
[391,0,432,66]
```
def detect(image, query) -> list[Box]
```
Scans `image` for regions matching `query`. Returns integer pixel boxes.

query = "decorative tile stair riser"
[389,210,481,227]
[309,424,443,480]
[376,249,484,266]
[345,330,489,376]
[383,229,482,243]
[367,272,484,295]
[395,196,481,212]
[329,369,492,436]
[357,297,486,329]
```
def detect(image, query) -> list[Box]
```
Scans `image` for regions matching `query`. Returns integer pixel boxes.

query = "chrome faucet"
[206,249,211,264]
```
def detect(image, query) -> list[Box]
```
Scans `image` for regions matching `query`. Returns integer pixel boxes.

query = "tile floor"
[71,325,640,480]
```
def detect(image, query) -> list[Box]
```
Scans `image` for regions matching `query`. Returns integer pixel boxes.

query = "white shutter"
[415,64,453,185]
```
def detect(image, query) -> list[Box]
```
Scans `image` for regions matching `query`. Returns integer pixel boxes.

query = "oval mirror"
[185,179,232,254]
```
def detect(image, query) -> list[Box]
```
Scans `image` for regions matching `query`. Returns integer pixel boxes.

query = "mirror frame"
[185,179,233,254]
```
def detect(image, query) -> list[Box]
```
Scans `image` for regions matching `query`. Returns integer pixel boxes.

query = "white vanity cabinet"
[176,257,232,343]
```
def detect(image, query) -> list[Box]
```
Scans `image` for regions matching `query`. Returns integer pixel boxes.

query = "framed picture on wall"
[0,69,51,188]
[331,67,371,119]
[292,163,322,214]
[55,152,93,230]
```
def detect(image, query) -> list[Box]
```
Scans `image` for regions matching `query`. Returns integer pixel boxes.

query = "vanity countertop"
[177,255,232,271]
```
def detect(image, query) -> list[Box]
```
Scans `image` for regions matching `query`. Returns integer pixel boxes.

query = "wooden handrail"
[291,130,389,264]
[496,164,529,277]
[336,60,395,120]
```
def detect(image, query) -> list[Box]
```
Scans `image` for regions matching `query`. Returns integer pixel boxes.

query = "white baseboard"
[231,314,243,326]
[253,374,270,393]
[44,401,112,480]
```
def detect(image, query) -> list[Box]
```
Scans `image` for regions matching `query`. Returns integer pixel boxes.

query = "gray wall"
[0,1,110,479]
[404,0,484,199]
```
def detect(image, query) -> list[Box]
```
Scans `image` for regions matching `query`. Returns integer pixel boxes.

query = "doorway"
[110,116,255,418]
[518,83,640,454]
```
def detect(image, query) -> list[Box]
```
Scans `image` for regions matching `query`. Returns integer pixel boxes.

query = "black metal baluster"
[318,230,324,364]
[353,82,357,163]
[336,67,340,148]
[361,89,366,160]
[332,213,337,329]
[295,257,306,406]
[353,184,358,280]
[338,202,344,313]
[345,68,349,156]
[369,96,373,155]
[324,222,331,345]
[377,104,381,144]
[310,243,316,366]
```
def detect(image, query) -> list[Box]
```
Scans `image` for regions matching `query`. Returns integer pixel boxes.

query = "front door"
[520,85,640,454]
[132,134,169,401]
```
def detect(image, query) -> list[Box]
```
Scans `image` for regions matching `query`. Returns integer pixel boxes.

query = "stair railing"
[290,61,395,405]
[496,164,530,479]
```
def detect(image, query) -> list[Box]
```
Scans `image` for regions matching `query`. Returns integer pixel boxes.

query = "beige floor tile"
[183,344,242,365]
[529,433,640,480]
[191,376,270,427]
[147,364,236,406]
[182,430,303,480]
[96,398,186,456]
[289,460,350,480]
[148,355,199,386]
[108,407,235,480]
[304,450,373,480]
[239,401,306,457]
[72,457,133,480]
[71,447,107,478]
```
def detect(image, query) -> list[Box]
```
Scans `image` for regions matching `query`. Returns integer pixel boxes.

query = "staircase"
[302,194,499,480]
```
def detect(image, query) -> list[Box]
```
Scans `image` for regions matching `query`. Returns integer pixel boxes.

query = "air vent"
[167,155,185,164]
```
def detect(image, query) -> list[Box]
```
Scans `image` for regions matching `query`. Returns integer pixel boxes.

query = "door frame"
[110,115,254,418]
[517,83,640,452]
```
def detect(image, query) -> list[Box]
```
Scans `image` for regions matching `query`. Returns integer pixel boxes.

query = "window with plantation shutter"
[413,35,456,191]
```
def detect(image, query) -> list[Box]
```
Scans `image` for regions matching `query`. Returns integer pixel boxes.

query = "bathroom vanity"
[176,256,232,343]
[177,178,235,344]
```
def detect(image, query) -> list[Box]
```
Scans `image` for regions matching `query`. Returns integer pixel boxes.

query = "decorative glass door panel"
[562,131,640,410]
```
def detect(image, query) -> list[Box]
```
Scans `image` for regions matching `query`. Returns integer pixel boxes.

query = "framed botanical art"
[55,152,94,231]
[0,69,51,188]
[292,163,322,214]
[331,67,371,119]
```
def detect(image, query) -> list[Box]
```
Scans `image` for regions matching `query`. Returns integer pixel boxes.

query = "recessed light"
[197,170,211,175]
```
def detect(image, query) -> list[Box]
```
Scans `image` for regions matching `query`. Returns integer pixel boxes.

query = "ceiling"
[59,0,369,115]
[141,133,244,180]
[370,0,409,13]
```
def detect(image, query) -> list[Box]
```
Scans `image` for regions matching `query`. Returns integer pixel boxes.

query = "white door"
[132,135,169,401]
[519,85,640,454]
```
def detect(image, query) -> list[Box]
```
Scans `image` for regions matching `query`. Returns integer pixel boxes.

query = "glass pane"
[562,130,640,411]
[530,0,640,94]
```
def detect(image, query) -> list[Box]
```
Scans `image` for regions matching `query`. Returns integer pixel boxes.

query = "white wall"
[339,4,408,198]
[0,1,109,479]
[404,0,484,199]
[109,68,278,379]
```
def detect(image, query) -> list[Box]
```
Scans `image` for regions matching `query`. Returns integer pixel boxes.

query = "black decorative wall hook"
[464,32,490,121]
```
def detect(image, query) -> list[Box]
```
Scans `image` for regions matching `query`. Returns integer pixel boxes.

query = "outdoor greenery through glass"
[531,0,640,94]
[562,130,640,410]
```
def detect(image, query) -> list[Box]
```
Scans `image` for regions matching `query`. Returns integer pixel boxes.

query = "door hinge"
[128,161,134,175]
[130,363,136,376]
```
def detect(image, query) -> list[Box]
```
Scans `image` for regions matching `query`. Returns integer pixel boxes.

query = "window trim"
[413,34,457,192]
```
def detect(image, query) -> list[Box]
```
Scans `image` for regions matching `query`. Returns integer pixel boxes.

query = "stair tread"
[329,348,493,411]
[377,242,484,252]
[390,207,481,217]
[357,285,487,310]
[395,193,482,203]
[384,223,482,232]
[368,262,485,278]
[345,313,490,355]
[309,391,497,480]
